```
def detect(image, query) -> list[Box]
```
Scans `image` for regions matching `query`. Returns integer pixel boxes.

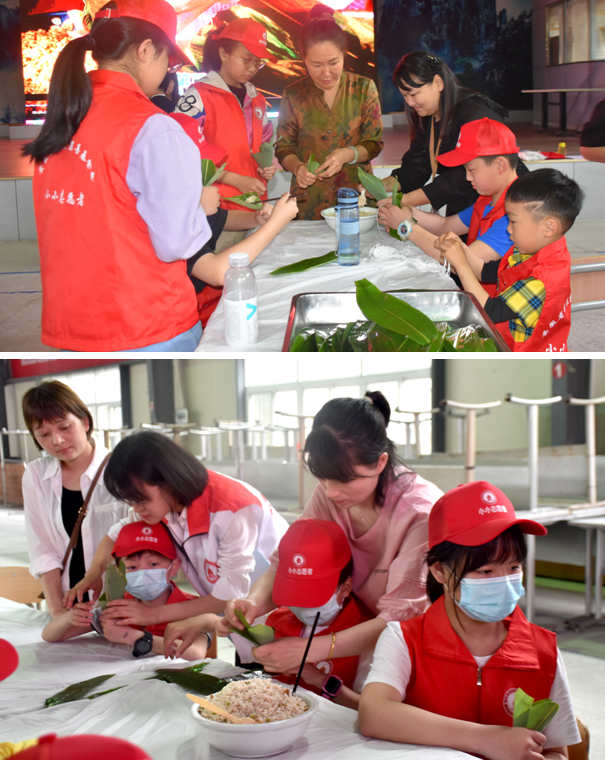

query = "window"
[244,358,433,455]
[546,0,602,62]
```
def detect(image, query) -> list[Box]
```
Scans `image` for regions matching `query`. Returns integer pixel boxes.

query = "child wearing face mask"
[232,520,372,709]
[42,522,214,660]
[359,481,581,760]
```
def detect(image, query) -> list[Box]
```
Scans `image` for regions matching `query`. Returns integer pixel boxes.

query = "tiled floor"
[1,503,603,756]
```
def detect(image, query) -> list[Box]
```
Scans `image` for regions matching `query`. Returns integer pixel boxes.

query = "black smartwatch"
[132,630,153,658]
[321,674,343,700]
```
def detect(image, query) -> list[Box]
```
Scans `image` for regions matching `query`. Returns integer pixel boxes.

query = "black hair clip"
[426,54,442,73]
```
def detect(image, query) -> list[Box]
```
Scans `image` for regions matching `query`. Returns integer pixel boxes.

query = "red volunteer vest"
[469,181,514,299]
[33,70,199,351]
[400,597,557,725]
[194,82,267,210]
[495,237,571,352]
[125,583,196,637]
[266,596,371,694]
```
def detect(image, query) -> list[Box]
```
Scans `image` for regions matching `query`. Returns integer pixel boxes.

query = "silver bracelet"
[348,146,359,164]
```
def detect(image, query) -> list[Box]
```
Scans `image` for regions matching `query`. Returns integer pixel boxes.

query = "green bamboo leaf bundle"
[229,608,275,646]
[512,688,560,732]
[224,192,263,210]
[201,159,227,186]
[45,674,115,708]
[357,167,388,201]
[270,250,337,276]
[355,279,438,345]
[98,561,127,611]
[252,140,275,168]
[307,153,320,173]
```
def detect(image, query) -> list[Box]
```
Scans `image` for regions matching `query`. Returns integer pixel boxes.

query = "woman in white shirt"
[21,381,128,617]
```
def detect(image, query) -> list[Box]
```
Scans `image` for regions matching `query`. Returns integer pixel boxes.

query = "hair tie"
[85,34,96,51]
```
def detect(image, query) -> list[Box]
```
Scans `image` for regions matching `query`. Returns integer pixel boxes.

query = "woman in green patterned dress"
[275,5,384,220]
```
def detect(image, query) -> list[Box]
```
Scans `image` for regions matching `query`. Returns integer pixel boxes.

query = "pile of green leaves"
[228,608,275,646]
[201,159,227,186]
[289,279,497,352]
[225,192,264,210]
[270,251,336,276]
[307,153,321,174]
[513,688,560,732]
[252,139,275,169]
[97,561,127,610]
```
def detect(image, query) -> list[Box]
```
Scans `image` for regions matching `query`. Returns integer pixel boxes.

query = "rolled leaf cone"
[357,167,388,201]
[307,153,320,173]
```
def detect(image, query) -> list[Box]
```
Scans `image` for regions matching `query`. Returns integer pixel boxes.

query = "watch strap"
[133,629,153,657]
[321,674,343,700]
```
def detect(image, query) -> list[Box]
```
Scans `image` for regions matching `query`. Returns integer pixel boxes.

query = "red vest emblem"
[205,560,219,584]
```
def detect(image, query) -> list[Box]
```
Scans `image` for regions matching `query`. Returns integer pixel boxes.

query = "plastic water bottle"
[334,187,360,266]
[224,252,258,347]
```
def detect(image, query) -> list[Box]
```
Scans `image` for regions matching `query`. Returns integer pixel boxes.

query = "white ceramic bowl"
[190,690,319,758]
[321,206,378,233]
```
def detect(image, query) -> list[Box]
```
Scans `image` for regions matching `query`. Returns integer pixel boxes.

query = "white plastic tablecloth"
[196,221,458,352]
[0,600,472,760]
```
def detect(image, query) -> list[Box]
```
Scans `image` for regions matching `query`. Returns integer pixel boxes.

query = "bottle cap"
[228,252,250,267]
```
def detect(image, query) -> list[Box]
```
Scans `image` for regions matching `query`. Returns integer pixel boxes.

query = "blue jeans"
[61,322,202,353]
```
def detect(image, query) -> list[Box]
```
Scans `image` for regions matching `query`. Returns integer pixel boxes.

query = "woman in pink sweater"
[221,392,443,674]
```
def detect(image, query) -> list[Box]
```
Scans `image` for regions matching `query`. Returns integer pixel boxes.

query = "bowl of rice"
[321,206,378,233]
[190,679,319,758]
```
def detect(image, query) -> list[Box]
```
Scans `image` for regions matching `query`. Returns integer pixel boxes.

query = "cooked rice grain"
[198,680,308,724]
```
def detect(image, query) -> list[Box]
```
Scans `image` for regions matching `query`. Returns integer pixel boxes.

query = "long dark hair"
[300,4,347,58]
[202,29,238,73]
[392,50,474,142]
[425,526,527,604]
[23,1,174,163]
[22,380,94,451]
[303,391,405,507]
[104,430,208,509]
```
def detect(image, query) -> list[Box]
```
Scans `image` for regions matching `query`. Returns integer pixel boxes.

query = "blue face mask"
[125,567,171,601]
[290,591,343,627]
[447,571,525,623]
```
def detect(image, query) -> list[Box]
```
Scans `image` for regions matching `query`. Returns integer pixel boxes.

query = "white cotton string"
[369,243,409,261]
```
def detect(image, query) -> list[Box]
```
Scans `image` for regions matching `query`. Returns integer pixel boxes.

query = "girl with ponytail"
[220,391,444,677]
[174,17,277,212]
[23,0,219,352]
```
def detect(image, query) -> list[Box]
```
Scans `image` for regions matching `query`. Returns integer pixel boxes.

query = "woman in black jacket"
[375,51,525,216]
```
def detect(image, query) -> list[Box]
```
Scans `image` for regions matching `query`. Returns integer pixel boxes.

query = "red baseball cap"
[273,520,352,607]
[95,0,192,67]
[438,118,520,167]
[17,734,152,760]
[169,113,229,165]
[429,481,547,549]
[216,18,277,63]
[112,521,176,560]
[0,639,18,681]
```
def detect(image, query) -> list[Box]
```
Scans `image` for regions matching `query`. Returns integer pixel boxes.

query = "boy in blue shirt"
[377,118,519,265]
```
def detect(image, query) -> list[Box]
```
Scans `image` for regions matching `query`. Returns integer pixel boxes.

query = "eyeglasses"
[232,53,266,70]
[168,57,183,74]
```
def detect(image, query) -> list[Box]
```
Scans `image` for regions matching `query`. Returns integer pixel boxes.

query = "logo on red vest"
[205,559,219,584]
[503,687,517,717]
[313,659,334,676]
[254,107,263,120]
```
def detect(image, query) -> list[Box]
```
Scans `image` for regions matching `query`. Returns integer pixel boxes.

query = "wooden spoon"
[187,693,256,725]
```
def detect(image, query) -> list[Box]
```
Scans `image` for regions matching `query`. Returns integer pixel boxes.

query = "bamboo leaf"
[528,701,560,732]
[348,320,372,352]
[357,168,388,201]
[290,329,318,352]
[99,562,127,610]
[355,279,437,345]
[252,140,275,168]
[307,153,320,173]
[152,668,229,696]
[270,250,337,276]
[225,194,263,210]
[229,608,274,646]
[45,674,115,708]
[201,160,227,186]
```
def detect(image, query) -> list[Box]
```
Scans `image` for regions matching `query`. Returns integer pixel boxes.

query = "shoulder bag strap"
[61,452,111,570]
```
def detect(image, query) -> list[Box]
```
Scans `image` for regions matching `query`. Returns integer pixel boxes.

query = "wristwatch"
[397,217,417,241]
[132,630,153,658]
[321,674,344,700]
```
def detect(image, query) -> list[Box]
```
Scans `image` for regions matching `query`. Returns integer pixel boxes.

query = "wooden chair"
[0,567,43,609]
[568,716,590,760]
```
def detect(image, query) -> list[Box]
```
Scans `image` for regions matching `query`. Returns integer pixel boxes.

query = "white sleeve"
[107,509,139,542]
[543,649,582,748]
[174,85,205,119]
[363,621,411,699]
[22,465,63,578]
[212,506,262,601]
